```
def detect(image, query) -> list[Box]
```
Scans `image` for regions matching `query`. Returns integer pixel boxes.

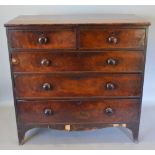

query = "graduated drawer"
[17,99,140,124]
[8,29,76,49]
[14,74,142,99]
[79,28,145,49]
[11,51,144,73]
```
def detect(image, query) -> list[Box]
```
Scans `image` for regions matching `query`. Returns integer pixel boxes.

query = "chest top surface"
[5,14,150,26]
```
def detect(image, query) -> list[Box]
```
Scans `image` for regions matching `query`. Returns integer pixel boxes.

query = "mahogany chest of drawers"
[5,15,150,144]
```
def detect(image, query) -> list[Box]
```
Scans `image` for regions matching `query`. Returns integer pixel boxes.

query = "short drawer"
[80,28,145,49]
[17,99,140,124]
[8,30,76,49]
[11,51,144,73]
[14,74,142,99]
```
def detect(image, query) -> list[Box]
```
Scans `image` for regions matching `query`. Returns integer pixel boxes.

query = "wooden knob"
[108,36,118,44]
[106,82,115,90]
[107,58,117,65]
[41,58,51,66]
[105,107,113,115]
[38,36,48,44]
[42,83,52,91]
[44,108,54,116]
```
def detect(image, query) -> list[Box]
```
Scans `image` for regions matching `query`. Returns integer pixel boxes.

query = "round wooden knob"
[38,36,48,44]
[41,58,51,66]
[105,107,113,115]
[42,83,52,91]
[44,108,54,116]
[107,58,117,65]
[108,36,118,44]
[106,82,115,90]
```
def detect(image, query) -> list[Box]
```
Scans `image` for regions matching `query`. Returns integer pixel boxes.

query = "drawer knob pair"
[108,36,118,44]
[38,36,48,44]
[44,108,54,116]
[44,108,113,116]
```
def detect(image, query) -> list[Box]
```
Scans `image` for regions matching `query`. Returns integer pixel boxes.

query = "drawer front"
[17,99,140,124]
[11,51,144,73]
[80,29,145,49]
[8,30,76,49]
[14,74,142,99]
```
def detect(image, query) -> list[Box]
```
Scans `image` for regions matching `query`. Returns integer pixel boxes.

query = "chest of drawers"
[5,15,150,144]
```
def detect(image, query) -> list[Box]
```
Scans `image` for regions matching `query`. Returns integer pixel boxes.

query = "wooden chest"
[5,15,150,144]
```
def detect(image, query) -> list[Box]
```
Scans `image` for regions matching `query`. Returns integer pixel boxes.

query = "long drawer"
[14,74,142,99]
[17,99,140,124]
[11,51,144,73]
[79,28,145,49]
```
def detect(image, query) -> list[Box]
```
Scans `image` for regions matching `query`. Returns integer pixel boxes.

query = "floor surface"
[0,104,155,150]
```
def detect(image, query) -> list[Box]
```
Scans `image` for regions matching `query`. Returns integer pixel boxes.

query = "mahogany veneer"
[5,14,150,144]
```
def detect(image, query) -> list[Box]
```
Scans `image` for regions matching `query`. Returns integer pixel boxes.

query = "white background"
[0,5,155,106]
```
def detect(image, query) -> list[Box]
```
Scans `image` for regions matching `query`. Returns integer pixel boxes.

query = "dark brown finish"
[17,99,140,124]
[8,30,76,49]
[14,74,142,99]
[79,29,145,49]
[11,51,144,73]
[4,14,150,26]
[5,15,150,144]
